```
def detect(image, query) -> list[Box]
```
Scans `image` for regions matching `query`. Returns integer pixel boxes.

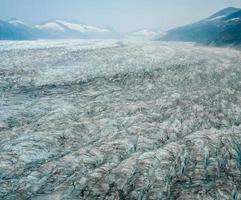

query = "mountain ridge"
[161,7,241,46]
[0,18,117,40]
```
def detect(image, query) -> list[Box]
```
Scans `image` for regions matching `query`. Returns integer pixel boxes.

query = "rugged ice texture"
[0,40,241,200]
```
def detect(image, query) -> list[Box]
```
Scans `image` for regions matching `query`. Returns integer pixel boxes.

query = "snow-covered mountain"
[35,20,115,39]
[0,19,37,40]
[128,28,165,40]
[8,18,27,27]
[0,18,118,40]
[206,7,240,21]
[131,29,158,37]
[161,7,241,45]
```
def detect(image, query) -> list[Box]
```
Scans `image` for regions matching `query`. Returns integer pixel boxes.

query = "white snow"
[8,19,26,26]
[36,20,110,34]
[36,22,66,32]
[226,17,240,22]
[208,15,226,21]
[56,20,109,33]
[131,29,158,37]
[128,29,165,40]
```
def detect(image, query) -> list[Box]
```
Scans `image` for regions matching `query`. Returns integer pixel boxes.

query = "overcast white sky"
[1,0,241,32]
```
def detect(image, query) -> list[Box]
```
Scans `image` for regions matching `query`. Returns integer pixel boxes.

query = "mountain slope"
[8,18,46,39]
[35,20,115,39]
[207,7,240,19]
[161,7,241,45]
[128,29,165,40]
[0,20,37,40]
[214,10,241,45]
[0,18,118,40]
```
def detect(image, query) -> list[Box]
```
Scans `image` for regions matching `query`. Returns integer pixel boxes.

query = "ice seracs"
[1,40,241,199]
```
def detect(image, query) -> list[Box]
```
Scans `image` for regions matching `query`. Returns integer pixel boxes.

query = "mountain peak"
[8,17,18,21]
[35,21,66,32]
[208,7,240,19]
[36,20,110,34]
[8,18,26,26]
[162,7,241,45]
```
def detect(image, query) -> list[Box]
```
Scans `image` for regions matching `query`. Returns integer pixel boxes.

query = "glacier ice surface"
[0,40,241,199]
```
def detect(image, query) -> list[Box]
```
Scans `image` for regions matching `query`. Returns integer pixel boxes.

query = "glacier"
[0,40,241,199]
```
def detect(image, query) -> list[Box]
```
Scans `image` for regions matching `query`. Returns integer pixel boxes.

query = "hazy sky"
[1,0,241,32]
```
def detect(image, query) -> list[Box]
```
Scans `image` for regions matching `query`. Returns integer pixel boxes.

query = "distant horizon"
[1,0,241,32]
